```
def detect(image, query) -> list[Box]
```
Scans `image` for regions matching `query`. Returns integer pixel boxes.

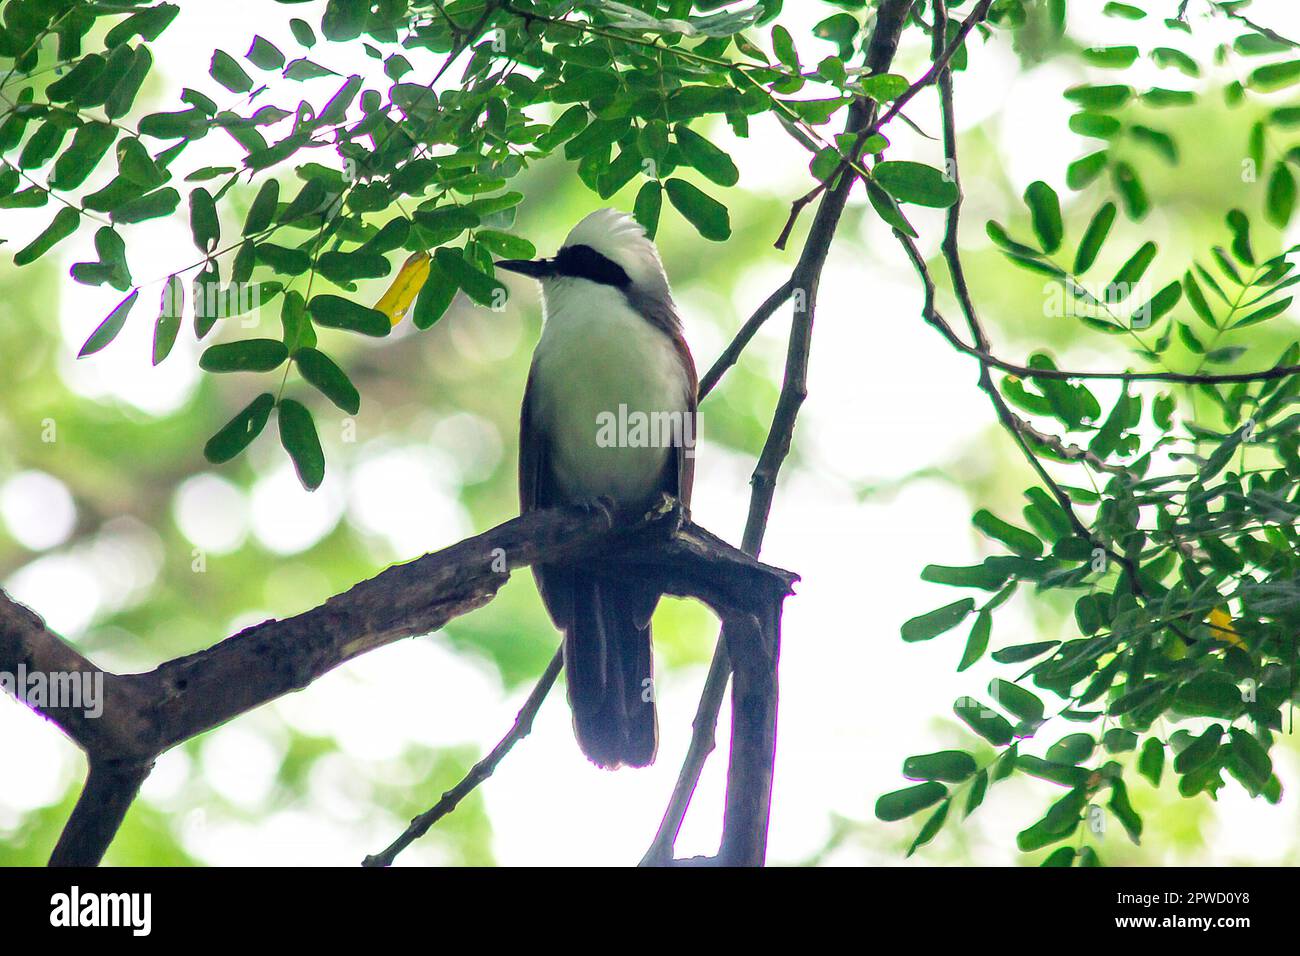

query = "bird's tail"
[561,573,658,769]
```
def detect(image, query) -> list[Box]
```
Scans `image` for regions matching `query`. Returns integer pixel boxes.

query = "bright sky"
[3,0,1300,867]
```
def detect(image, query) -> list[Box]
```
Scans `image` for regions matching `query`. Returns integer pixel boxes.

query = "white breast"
[531,279,691,505]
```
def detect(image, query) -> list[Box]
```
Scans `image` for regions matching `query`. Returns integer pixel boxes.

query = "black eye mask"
[552,243,632,288]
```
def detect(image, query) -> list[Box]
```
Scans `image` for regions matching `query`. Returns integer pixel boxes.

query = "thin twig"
[698,278,796,399]
[1212,2,1300,49]
[363,648,563,867]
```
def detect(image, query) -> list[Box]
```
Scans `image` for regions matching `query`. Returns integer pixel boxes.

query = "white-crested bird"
[499,208,698,769]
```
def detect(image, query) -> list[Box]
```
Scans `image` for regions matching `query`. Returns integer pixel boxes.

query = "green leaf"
[1069,112,1121,138]
[865,178,917,238]
[189,187,219,252]
[964,768,989,817]
[256,243,310,275]
[204,392,274,463]
[664,178,730,240]
[1183,271,1217,328]
[1138,737,1164,786]
[1228,729,1271,793]
[921,564,1009,590]
[1175,671,1242,717]
[771,24,798,70]
[1104,728,1138,753]
[153,274,184,366]
[284,59,335,82]
[295,347,360,414]
[1024,181,1063,253]
[958,609,991,672]
[1108,779,1142,844]
[105,4,178,45]
[78,289,139,357]
[1046,733,1095,764]
[1103,3,1145,19]
[1017,788,1086,851]
[434,247,505,307]
[307,294,390,337]
[105,46,152,120]
[1041,847,1075,867]
[1067,150,1109,190]
[1226,209,1254,264]
[278,398,325,490]
[111,187,181,224]
[243,179,280,235]
[1141,87,1195,108]
[1108,241,1156,297]
[907,799,949,857]
[973,509,1042,556]
[903,751,977,783]
[475,230,536,261]
[1111,161,1149,219]
[1151,47,1199,77]
[13,206,79,266]
[1132,280,1181,325]
[1232,296,1291,329]
[199,338,288,373]
[1248,59,1300,93]
[1018,755,1088,786]
[989,678,1044,725]
[246,35,285,71]
[992,641,1059,663]
[901,598,975,643]
[1174,724,1225,774]
[322,0,367,42]
[875,782,947,822]
[954,697,1014,746]
[633,180,662,239]
[873,161,958,208]
[115,137,164,187]
[50,122,118,190]
[1082,45,1138,69]
[210,49,252,93]
[1065,84,1133,110]
[289,18,316,47]
[1266,163,1296,229]
[47,54,108,103]
[673,125,739,187]
[412,260,456,330]
[316,250,390,283]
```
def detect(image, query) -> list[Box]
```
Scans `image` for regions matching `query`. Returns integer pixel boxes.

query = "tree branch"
[642,0,920,868]
[1,501,795,866]
[48,757,153,867]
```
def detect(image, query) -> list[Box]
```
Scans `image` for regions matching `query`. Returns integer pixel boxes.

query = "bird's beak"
[495,258,557,280]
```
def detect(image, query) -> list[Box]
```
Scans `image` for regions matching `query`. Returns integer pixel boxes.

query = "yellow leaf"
[1207,607,1245,648]
[374,250,430,325]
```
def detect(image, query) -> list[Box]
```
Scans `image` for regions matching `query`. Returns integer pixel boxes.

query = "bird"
[498,208,698,770]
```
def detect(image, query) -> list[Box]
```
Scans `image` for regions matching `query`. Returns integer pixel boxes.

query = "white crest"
[562,208,670,297]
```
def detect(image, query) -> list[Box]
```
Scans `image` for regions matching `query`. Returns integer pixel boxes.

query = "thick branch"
[48,758,153,867]
[1,501,794,866]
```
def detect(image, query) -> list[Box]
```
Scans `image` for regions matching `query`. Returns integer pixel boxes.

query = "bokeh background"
[2,0,1299,865]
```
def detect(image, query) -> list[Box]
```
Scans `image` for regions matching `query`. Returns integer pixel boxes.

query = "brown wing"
[520,361,575,630]
[518,361,544,514]
[669,329,698,511]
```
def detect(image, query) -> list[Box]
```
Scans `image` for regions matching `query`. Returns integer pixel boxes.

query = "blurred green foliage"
[3,0,1300,867]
